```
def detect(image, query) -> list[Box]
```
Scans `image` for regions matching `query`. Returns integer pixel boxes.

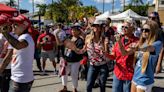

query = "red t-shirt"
[112,36,139,80]
[37,33,55,51]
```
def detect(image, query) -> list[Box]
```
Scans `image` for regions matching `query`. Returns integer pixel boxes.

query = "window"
[161,1,164,4]
[159,0,164,7]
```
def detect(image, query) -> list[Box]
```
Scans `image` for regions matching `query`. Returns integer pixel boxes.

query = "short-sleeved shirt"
[11,34,35,83]
[112,36,139,80]
[53,29,67,42]
[64,37,84,63]
[86,41,107,66]
[132,40,163,86]
[37,33,56,51]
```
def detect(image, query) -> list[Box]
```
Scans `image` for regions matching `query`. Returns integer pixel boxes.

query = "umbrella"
[0,3,18,17]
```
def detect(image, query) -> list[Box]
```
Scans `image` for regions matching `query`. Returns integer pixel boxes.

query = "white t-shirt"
[53,29,67,42]
[0,33,17,69]
[11,33,35,83]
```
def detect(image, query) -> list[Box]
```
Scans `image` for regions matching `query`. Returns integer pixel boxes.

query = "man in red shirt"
[37,27,57,75]
[105,20,139,92]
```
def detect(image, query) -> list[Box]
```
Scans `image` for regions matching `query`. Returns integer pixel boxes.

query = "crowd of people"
[0,11,163,92]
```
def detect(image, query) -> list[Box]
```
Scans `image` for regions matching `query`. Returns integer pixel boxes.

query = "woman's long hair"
[134,20,159,74]
[85,24,105,50]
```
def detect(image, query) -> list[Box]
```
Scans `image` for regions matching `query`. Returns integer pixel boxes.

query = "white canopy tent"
[96,9,148,21]
[109,9,147,20]
[96,11,112,20]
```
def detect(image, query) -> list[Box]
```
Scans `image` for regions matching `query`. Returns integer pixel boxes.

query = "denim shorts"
[41,50,55,61]
[132,81,153,92]
[11,80,33,92]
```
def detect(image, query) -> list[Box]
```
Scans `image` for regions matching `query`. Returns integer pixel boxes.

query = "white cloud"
[29,0,45,4]
[0,0,9,2]
[93,0,114,3]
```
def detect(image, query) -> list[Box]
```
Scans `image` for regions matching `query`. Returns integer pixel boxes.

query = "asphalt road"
[31,60,164,92]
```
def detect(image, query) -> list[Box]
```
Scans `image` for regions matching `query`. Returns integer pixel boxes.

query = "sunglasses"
[141,28,150,33]
[148,16,156,20]
[122,26,129,30]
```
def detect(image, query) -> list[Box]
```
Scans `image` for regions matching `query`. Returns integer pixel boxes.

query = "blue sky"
[0,0,153,13]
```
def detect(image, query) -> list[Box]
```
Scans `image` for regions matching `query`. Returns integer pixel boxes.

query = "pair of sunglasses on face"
[141,28,150,33]
[122,26,129,30]
[148,16,156,20]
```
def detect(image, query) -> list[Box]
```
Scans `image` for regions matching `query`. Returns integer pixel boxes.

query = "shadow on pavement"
[152,86,164,92]
[32,81,71,88]
[154,76,164,79]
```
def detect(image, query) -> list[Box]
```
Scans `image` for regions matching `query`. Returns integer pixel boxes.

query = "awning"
[0,3,18,17]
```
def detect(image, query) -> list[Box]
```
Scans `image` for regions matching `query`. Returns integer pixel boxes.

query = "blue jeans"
[87,64,108,92]
[112,74,131,92]
[11,80,33,92]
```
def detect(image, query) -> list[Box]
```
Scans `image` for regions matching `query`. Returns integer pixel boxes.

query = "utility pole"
[112,0,114,14]
[32,0,35,25]
[123,0,125,11]
[17,0,20,14]
[103,0,105,13]
[32,0,34,15]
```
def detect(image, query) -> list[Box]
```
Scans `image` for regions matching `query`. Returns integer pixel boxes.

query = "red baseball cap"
[10,14,31,29]
[0,13,11,26]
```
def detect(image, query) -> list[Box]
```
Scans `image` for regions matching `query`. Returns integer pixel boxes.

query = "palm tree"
[6,0,17,8]
[125,0,148,16]
[36,4,47,16]
[131,0,144,6]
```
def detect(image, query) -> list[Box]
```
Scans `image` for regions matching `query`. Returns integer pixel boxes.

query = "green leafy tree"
[6,0,17,8]
[36,4,47,16]
[125,0,149,16]
[44,0,98,23]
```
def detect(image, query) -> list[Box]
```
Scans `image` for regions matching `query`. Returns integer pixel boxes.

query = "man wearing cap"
[0,14,34,92]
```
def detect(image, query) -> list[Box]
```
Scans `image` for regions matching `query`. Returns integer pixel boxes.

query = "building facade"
[149,0,164,26]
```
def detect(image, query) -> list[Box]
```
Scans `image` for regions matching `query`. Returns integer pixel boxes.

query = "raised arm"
[0,25,28,50]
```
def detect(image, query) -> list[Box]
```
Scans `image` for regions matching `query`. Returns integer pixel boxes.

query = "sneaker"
[54,70,59,75]
[40,70,46,75]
